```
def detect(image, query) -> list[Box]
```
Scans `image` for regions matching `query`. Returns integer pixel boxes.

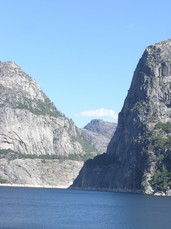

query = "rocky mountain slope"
[0,61,95,187]
[79,119,116,153]
[72,39,171,195]
[0,158,83,187]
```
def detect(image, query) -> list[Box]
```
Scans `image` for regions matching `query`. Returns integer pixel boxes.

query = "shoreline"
[1,184,171,197]
[70,186,171,197]
[0,183,69,189]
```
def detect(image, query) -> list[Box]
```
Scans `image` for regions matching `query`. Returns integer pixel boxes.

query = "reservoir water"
[0,187,171,229]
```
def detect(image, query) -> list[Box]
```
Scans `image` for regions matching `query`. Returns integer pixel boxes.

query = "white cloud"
[79,108,118,120]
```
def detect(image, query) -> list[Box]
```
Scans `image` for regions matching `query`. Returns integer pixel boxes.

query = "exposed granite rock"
[0,61,95,187]
[72,39,171,195]
[84,119,116,138]
[79,119,116,153]
[0,158,83,187]
[0,61,95,158]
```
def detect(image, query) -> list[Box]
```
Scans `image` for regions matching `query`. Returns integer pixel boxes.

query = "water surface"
[0,187,171,228]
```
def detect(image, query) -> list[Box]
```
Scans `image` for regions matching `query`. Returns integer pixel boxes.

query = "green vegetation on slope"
[0,84,64,117]
[0,149,95,162]
[149,122,171,191]
[16,94,63,117]
[151,165,171,191]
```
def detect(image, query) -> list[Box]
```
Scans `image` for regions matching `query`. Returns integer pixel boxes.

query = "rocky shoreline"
[70,186,171,196]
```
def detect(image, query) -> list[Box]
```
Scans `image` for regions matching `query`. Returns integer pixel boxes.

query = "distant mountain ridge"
[84,119,116,138]
[79,119,117,153]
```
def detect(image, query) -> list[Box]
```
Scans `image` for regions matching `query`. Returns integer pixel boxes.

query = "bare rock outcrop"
[0,61,95,187]
[72,39,171,195]
[0,158,83,187]
[79,119,116,153]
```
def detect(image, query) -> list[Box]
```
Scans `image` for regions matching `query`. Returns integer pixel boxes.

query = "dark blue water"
[0,187,171,229]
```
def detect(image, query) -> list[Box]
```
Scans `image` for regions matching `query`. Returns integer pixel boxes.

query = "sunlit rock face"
[79,119,117,154]
[0,61,95,187]
[72,39,171,195]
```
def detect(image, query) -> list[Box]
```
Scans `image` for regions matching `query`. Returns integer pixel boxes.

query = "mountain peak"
[0,61,24,77]
[0,61,96,157]
[84,119,116,138]
[80,119,116,154]
[0,61,97,187]
[72,39,171,196]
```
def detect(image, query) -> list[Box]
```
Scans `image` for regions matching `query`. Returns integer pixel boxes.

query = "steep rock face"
[72,39,171,195]
[0,158,83,187]
[79,119,116,153]
[0,61,95,186]
[0,61,94,158]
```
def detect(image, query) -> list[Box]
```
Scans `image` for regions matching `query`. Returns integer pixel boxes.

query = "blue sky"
[1,0,171,127]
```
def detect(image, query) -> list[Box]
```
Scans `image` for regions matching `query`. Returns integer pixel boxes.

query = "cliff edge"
[72,39,171,195]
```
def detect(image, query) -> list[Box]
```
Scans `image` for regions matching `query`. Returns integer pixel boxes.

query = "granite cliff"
[79,119,116,154]
[0,61,95,187]
[72,39,171,195]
